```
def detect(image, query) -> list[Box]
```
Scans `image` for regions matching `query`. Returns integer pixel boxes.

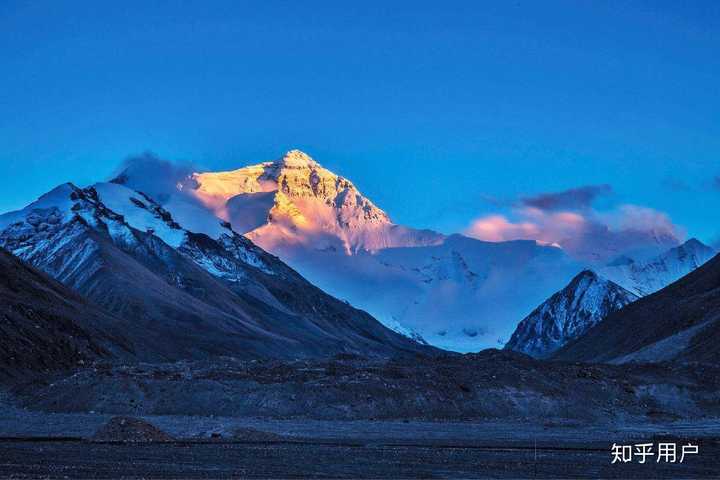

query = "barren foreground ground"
[2,352,719,478]
[1,413,719,479]
[0,435,717,479]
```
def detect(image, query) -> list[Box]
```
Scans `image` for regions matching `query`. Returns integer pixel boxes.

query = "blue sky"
[1,1,719,245]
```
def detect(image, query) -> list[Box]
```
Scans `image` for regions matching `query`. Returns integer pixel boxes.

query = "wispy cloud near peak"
[110,152,196,202]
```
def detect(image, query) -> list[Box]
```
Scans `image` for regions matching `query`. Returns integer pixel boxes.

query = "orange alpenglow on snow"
[181,150,443,255]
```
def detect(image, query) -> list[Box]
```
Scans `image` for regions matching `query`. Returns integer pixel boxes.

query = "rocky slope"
[504,270,638,358]
[0,183,431,361]
[12,350,720,422]
[553,252,720,364]
[0,248,131,376]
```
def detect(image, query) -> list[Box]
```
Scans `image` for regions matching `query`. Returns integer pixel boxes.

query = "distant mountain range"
[112,150,584,351]
[0,181,430,362]
[2,149,715,359]
[554,249,720,364]
[505,239,716,358]
[111,150,720,352]
[599,238,716,296]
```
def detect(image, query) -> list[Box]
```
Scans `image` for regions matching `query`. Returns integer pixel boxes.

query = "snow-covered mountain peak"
[36,182,78,204]
[504,269,638,358]
[278,149,320,169]
[0,182,107,233]
[672,237,714,260]
[270,151,390,223]
[567,269,601,287]
[103,151,445,256]
[600,238,716,297]
[0,181,278,286]
[165,151,444,254]
[186,150,386,217]
[505,239,717,358]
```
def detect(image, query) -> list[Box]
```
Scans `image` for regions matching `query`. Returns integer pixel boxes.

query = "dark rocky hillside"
[0,248,131,377]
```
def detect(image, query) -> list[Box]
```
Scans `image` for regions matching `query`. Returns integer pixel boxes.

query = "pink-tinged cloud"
[467,209,587,244]
[465,204,684,263]
[608,205,680,236]
[465,215,540,242]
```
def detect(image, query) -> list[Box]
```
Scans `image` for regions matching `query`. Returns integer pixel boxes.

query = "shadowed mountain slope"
[0,248,132,375]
